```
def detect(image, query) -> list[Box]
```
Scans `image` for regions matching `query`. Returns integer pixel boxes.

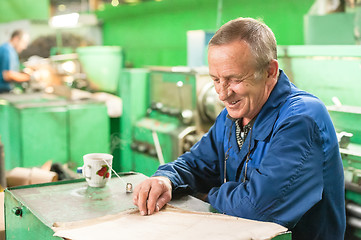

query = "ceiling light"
[111,0,119,6]
[49,13,80,28]
[124,0,139,3]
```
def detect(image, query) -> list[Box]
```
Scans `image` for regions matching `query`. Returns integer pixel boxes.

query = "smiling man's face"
[208,40,276,123]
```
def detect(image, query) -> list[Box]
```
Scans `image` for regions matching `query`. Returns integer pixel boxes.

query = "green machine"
[278,45,361,238]
[4,174,290,239]
[4,174,147,239]
[0,93,65,170]
[0,93,110,171]
[119,68,150,173]
[120,68,223,176]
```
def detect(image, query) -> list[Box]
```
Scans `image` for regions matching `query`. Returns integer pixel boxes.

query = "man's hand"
[133,176,172,216]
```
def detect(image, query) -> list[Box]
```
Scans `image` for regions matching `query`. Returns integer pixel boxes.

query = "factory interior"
[1,0,361,239]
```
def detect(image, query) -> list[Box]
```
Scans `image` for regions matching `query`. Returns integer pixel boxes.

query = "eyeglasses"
[223,127,253,184]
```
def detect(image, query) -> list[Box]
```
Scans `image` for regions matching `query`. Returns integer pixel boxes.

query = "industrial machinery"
[120,67,223,176]
[76,46,124,94]
[278,45,361,239]
[330,105,361,239]
[21,46,123,95]
[278,45,361,106]
[49,53,88,92]
[0,46,124,173]
[0,93,110,171]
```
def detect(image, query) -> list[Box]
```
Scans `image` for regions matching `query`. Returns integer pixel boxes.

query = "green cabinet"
[18,103,69,168]
[68,103,110,167]
[0,94,110,170]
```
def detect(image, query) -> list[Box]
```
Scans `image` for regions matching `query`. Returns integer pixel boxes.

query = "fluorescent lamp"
[49,13,80,28]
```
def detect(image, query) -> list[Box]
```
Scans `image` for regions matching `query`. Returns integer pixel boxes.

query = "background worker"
[0,30,30,93]
[133,17,346,240]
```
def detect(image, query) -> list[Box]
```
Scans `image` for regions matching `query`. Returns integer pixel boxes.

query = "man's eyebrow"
[226,74,245,79]
[209,73,246,79]
[209,74,218,79]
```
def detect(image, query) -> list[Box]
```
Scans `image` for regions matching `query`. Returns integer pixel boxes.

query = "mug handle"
[83,165,92,179]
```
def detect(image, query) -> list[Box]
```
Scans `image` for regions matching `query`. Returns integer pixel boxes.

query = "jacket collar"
[225,69,291,141]
[253,69,291,140]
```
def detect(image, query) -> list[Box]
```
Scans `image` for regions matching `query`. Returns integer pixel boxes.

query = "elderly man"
[133,17,345,240]
[0,30,30,93]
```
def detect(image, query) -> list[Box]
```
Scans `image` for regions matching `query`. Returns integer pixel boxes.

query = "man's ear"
[267,59,279,79]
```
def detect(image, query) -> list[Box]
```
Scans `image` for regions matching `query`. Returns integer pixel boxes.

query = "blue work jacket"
[0,42,19,92]
[154,70,346,240]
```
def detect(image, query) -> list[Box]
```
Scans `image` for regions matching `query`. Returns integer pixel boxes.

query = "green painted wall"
[0,0,49,23]
[97,0,314,67]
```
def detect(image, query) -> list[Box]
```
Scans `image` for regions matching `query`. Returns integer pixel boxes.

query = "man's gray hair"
[209,17,277,80]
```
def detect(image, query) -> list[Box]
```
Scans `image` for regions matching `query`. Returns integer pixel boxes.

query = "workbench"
[4,173,291,240]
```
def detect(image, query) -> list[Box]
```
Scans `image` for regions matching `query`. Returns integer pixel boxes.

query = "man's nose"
[217,82,231,101]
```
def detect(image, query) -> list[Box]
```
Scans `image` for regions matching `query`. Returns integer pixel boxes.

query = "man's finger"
[156,190,172,211]
[132,186,140,206]
[147,181,166,215]
[137,184,151,215]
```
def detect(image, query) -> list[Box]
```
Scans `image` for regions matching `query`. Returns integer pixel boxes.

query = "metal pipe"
[216,0,223,29]
[345,181,361,194]
[347,202,361,218]
[348,216,361,230]
[152,131,165,165]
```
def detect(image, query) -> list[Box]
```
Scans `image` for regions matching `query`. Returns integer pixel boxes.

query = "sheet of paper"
[53,206,287,240]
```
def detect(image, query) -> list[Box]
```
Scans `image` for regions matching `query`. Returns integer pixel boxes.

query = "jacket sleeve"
[153,112,226,194]
[207,115,324,228]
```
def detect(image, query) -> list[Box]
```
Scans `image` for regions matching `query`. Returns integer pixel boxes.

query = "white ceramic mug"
[82,153,113,188]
